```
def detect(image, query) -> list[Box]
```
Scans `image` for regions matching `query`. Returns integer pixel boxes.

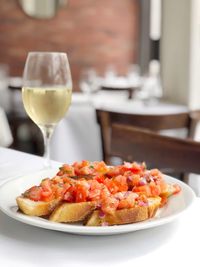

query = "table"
[0,148,199,267]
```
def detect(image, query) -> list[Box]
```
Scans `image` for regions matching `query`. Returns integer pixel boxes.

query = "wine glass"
[22,52,72,168]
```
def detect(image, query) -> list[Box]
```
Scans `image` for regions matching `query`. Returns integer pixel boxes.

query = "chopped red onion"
[99,210,105,218]
[96,203,101,208]
[127,177,132,182]
[138,201,148,207]
[143,173,154,183]
[139,178,147,186]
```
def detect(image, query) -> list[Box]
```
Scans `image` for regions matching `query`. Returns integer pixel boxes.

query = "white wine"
[22,87,72,126]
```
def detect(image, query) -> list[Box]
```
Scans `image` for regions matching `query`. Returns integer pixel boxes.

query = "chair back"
[111,124,200,176]
[96,109,200,164]
[100,86,136,99]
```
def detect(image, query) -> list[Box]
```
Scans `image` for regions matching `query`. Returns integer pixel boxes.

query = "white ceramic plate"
[0,169,196,235]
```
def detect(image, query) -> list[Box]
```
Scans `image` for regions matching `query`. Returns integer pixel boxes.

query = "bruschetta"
[86,197,161,226]
[16,160,181,226]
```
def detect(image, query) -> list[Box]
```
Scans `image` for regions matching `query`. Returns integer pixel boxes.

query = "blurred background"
[0,0,200,162]
[0,0,140,90]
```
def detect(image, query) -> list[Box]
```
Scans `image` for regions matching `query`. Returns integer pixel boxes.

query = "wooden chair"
[111,124,200,183]
[96,109,200,165]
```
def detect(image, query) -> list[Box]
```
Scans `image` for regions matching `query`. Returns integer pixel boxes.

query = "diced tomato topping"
[56,170,64,176]
[150,169,163,180]
[93,161,109,174]
[173,184,181,194]
[87,180,101,200]
[61,164,75,176]
[95,176,105,183]
[127,174,141,187]
[75,184,88,202]
[122,162,144,174]
[100,187,111,199]
[106,166,122,177]
[113,175,128,192]
[133,185,152,197]
[25,186,43,201]
[72,160,91,175]
[52,176,63,184]
[103,178,119,194]
[41,178,52,192]
[41,191,54,202]
[150,183,161,196]
[63,185,76,202]
[101,196,119,214]
[53,184,65,199]
[23,160,181,212]
[118,192,137,209]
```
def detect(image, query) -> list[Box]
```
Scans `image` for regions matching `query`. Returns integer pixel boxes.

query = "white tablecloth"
[0,148,199,267]
[51,101,102,164]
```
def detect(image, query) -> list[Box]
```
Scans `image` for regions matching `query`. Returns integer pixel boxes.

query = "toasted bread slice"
[49,201,96,223]
[86,197,161,226]
[16,197,61,217]
[160,184,177,198]
[147,197,162,218]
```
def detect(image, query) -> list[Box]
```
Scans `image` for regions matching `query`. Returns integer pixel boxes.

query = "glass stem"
[40,125,54,168]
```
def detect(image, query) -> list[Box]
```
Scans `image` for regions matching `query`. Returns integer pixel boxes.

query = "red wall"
[0,0,139,91]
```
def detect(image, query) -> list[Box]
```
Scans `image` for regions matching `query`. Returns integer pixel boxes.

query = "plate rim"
[0,169,196,235]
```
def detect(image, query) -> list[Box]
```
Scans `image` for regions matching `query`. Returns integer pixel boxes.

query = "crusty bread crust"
[49,202,96,223]
[86,197,161,226]
[16,196,161,226]
[16,197,61,217]
[147,197,161,218]
[86,207,148,226]
[160,184,176,198]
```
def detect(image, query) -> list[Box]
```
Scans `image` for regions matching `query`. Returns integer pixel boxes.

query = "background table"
[0,148,199,267]
[51,92,189,164]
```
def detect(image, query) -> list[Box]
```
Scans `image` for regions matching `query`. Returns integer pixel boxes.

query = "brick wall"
[0,0,139,91]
